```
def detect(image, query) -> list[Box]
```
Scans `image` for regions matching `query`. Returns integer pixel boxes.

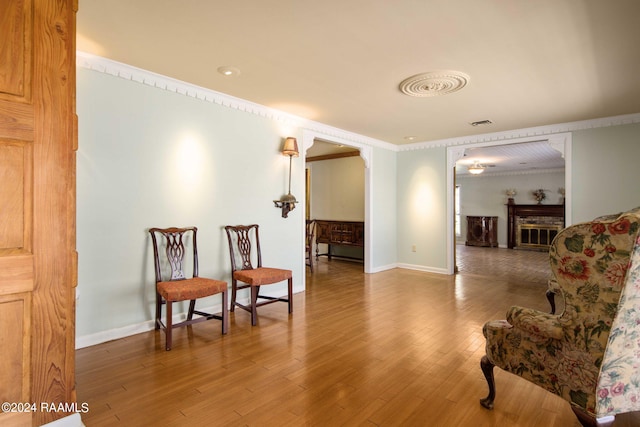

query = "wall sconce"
[274,137,299,218]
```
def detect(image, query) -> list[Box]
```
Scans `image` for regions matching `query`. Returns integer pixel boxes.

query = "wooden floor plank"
[76,245,640,426]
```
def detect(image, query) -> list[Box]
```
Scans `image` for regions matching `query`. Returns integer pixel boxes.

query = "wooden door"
[0,0,77,425]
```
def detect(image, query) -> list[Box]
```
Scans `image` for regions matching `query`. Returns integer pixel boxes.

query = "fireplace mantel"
[507,202,565,249]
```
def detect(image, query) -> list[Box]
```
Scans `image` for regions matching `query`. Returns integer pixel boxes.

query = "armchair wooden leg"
[546,289,556,315]
[165,300,173,351]
[571,406,615,427]
[480,355,496,409]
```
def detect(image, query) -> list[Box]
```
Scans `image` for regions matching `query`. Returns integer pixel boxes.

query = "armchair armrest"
[506,305,564,340]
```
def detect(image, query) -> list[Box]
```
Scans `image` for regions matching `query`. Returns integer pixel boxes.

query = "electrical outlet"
[412,244,416,252]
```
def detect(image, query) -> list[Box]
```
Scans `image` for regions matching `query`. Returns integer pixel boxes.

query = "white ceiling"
[77,1,640,159]
[456,140,565,175]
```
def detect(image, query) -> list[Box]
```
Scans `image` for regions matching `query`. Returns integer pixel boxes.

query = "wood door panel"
[0,101,35,140]
[0,294,31,403]
[0,0,32,101]
[0,0,77,425]
[0,140,32,251]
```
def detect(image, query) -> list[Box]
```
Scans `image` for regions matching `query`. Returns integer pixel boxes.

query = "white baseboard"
[75,300,230,349]
[75,290,297,349]
[397,263,449,275]
[368,263,398,273]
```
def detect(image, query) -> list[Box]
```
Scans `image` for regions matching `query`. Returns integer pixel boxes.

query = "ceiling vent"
[399,70,470,97]
[470,119,493,126]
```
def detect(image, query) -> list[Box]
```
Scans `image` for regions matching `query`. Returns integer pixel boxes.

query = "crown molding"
[76,51,397,152]
[75,52,640,154]
[400,113,640,151]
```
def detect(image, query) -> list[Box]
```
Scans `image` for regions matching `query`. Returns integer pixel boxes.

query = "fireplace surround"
[507,202,565,249]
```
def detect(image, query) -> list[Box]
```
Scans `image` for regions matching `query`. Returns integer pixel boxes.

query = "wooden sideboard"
[466,216,498,247]
[314,220,364,261]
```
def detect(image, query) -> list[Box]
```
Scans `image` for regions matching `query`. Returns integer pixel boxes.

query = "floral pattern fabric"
[483,208,640,418]
[596,222,640,417]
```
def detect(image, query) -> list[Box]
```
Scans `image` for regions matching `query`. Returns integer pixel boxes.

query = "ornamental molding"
[77,52,640,153]
[400,113,640,151]
[76,51,396,153]
[399,70,470,97]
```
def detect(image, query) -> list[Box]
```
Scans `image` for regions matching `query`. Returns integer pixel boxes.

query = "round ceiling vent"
[399,70,470,97]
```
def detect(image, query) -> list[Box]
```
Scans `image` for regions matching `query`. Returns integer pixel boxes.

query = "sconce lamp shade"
[282,137,299,157]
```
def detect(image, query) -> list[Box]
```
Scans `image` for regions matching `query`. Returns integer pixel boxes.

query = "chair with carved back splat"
[224,224,293,326]
[150,227,228,350]
[306,220,316,272]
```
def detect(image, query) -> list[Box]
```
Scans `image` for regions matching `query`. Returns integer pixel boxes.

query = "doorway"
[303,132,371,272]
[447,134,572,275]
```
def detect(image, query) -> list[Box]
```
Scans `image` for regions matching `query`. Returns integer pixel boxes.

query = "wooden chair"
[306,220,316,272]
[224,224,293,326]
[149,227,228,350]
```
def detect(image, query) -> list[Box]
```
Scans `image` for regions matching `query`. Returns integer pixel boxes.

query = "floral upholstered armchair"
[480,208,640,427]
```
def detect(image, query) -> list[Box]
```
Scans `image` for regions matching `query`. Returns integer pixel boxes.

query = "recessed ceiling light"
[217,66,241,77]
[404,136,417,141]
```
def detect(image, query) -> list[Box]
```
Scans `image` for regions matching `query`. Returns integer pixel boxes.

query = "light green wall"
[396,147,448,271]
[370,146,398,270]
[77,69,305,337]
[571,122,640,223]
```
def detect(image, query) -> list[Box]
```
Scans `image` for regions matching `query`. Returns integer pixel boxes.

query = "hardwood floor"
[76,248,639,426]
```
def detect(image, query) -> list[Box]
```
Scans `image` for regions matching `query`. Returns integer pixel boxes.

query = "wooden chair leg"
[230,279,237,312]
[165,300,173,351]
[287,278,293,314]
[155,292,162,330]
[187,299,196,320]
[480,355,496,409]
[250,286,259,326]
[221,290,228,335]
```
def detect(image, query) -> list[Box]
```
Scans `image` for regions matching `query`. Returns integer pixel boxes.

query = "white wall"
[456,171,565,247]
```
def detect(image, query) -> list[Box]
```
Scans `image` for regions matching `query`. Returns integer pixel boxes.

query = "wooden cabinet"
[315,220,364,260]
[466,216,498,247]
